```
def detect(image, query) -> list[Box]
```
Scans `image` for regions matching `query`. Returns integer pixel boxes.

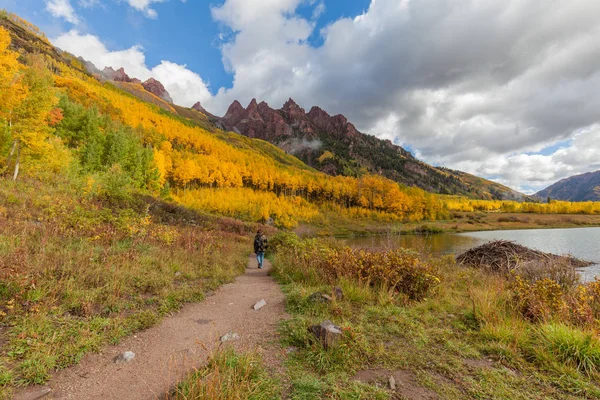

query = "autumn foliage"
[271,233,441,300]
[1,15,599,227]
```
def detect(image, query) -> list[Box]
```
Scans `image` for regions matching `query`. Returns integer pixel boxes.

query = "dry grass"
[0,177,253,390]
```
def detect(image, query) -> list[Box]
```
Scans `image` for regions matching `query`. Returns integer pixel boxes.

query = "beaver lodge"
[456,240,593,275]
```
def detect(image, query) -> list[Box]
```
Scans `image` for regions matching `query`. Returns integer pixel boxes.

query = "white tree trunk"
[12,140,19,181]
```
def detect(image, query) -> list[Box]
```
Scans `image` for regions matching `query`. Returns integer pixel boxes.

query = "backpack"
[254,234,267,252]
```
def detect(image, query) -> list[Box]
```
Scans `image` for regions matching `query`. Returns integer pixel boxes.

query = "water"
[343,227,600,281]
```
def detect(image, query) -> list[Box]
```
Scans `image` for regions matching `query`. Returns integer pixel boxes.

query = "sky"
[1,0,599,194]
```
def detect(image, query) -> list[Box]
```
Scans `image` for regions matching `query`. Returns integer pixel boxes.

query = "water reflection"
[343,227,600,281]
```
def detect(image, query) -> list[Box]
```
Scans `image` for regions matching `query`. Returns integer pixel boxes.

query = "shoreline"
[298,211,600,238]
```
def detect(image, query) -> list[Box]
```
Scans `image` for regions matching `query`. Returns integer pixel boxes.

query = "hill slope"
[535,170,600,201]
[206,98,525,200]
[0,11,450,228]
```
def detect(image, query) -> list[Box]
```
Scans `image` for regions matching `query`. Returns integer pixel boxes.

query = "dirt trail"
[16,256,287,400]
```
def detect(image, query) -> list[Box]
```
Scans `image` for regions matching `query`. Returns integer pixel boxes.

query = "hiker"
[254,229,268,269]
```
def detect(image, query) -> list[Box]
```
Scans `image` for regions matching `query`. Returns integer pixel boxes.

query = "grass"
[0,176,255,395]
[271,234,600,399]
[168,348,281,400]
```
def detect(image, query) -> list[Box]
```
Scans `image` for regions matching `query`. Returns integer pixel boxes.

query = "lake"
[343,227,600,281]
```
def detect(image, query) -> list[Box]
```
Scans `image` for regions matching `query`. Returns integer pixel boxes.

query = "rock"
[389,375,396,390]
[308,292,331,303]
[191,101,218,119]
[142,78,173,103]
[113,351,135,363]
[101,66,135,83]
[220,332,240,342]
[334,286,344,300]
[253,299,267,310]
[286,346,298,354]
[14,386,52,400]
[309,320,342,349]
[174,271,182,277]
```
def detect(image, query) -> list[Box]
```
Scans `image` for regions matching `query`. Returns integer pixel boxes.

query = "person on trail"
[254,229,268,269]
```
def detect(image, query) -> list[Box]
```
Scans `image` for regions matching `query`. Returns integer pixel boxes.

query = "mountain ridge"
[201,97,526,200]
[535,170,600,202]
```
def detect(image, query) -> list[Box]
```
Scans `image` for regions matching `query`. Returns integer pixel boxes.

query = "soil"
[15,256,288,400]
[463,358,494,370]
[352,368,439,400]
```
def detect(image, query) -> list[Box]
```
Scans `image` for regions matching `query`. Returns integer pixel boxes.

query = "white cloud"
[52,30,212,106]
[50,0,600,192]
[152,61,212,107]
[124,0,165,19]
[124,0,188,19]
[45,0,80,25]
[202,0,600,192]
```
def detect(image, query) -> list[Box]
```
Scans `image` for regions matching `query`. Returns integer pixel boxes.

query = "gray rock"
[309,320,342,349]
[220,332,240,342]
[308,292,331,303]
[253,299,267,310]
[286,346,298,354]
[334,286,344,300]
[14,386,51,400]
[113,351,135,363]
[389,375,396,390]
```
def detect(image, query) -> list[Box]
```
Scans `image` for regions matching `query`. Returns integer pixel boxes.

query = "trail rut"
[16,256,287,400]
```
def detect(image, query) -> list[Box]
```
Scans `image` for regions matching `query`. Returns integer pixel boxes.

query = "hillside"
[0,11,449,231]
[535,170,600,202]
[206,98,526,200]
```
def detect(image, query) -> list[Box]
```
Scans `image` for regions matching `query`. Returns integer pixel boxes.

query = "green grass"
[168,348,281,400]
[271,235,600,399]
[0,176,254,390]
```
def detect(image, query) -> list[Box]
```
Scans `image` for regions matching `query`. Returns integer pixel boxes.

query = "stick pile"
[456,240,592,274]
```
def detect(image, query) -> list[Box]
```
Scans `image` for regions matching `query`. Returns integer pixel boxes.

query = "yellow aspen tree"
[0,27,28,174]
[10,54,57,180]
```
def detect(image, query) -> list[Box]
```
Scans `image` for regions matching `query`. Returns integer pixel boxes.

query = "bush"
[272,233,440,301]
[517,260,580,290]
[510,275,600,328]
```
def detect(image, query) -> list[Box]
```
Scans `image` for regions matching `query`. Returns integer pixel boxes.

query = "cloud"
[49,0,600,193]
[124,0,165,19]
[45,0,80,25]
[123,0,187,19]
[52,30,212,106]
[202,0,600,193]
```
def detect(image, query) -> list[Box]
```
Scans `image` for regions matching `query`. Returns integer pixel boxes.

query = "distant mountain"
[202,98,525,200]
[535,170,600,201]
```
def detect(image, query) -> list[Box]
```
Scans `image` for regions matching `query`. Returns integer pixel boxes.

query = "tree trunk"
[12,140,20,181]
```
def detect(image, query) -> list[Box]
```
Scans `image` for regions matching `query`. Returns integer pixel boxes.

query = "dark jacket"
[254,234,268,253]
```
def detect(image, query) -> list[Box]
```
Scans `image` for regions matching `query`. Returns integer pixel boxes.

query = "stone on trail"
[389,375,397,390]
[113,351,135,363]
[220,332,240,342]
[253,299,267,310]
[14,386,52,400]
[309,320,342,349]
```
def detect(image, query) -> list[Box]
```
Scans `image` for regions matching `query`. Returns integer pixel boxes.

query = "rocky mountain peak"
[142,78,173,103]
[282,98,304,113]
[247,98,258,110]
[113,67,132,82]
